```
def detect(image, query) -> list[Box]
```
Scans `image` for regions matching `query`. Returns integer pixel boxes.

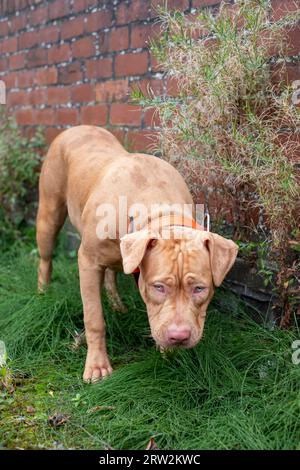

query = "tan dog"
[36,125,238,382]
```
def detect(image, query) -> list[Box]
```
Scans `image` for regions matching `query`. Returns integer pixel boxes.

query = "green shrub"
[134,0,300,322]
[0,108,45,248]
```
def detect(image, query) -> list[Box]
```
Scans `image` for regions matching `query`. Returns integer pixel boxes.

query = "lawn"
[0,244,299,450]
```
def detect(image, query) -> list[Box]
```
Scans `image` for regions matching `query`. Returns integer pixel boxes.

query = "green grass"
[0,245,299,450]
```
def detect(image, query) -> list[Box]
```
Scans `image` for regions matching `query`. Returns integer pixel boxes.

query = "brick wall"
[0,0,299,151]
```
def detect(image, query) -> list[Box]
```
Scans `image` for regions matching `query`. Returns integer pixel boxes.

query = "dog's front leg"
[78,245,113,383]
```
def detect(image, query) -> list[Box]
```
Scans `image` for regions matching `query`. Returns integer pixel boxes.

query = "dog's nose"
[166,325,191,345]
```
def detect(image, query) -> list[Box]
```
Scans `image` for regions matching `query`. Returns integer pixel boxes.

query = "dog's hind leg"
[104,268,127,313]
[36,197,67,291]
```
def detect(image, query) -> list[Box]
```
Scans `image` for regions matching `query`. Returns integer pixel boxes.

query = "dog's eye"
[193,286,205,294]
[153,284,165,293]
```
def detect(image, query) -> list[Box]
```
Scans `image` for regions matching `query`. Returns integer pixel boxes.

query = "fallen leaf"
[145,437,159,450]
[26,406,35,414]
[48,413,70,427]
[87,405,115,414]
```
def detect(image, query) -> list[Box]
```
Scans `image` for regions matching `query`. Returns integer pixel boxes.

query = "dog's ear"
[120,230,158,274]
[197,232,238,287]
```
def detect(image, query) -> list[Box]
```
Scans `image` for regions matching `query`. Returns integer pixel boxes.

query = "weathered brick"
[0,21,9,38]
[85,10,112,32]
[3,72,18,89]
[72,37,95,58]
[110,103,142,126]
[85,57,113,79]
[48,44,71,64]
[192,0,220,7]
[130,78,164,96]
[7,90,29,107]
[28,88,47,106]
[45,127,62,144]
[19,30,39,49]
[126,129,158,152]
[166,76,180,96]
[61,17,85,40]
[16,108,35,126]
[35,66,58,85]
[56,107,79,126]
[0,36,17,53]
[109,26,129,51]
[95,79,129,102]
[59,62,83,84]
[81,104,108,125]
[35,108,56,126]
[115,51,149,77]
[10,14,27,33]
[9,52,26,70]
[116,0,150,24]
[27,48,47,68]
[29,5,48,26]
[0,57,8,72]
[71,83,95,103]
[143,107,161,127]
[131,24,157,49]
[272,0,300,21]
[49,0,70,20]
[47,86,70,105]
[39,25,60,44]
[18,69,35,88]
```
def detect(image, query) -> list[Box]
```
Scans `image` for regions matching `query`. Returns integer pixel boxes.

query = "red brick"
[49,1,70,20]
[144,108,161,127]
[130,78,164,96]
[10,14,27,33]
[72,37,95,58]
[115,51,149,77]
[59,62,83,84]
[48,44,71,64]
[110,128,125,144]
[286,25,300,56]
[72,0,97,11]
[98,31,109,53]
[45,127,62,145]
[35,108,56,126]
[0,36,17,53]
[7,90,29,107]
[166,76,180,96]
[9,53,25,70]
[0,57,8,72]
[27,48,47,68]
[71,83,95,103]
[272,0,300,21]
[16,108,35,126]
[19,31,39,49]
[85,10,112,32]
[47,87,70,105]
[35,67,58,86]
[95,79,129,102]
[30,5,48,26]
[85,58,112,79]
[3,73,18,89]
[109,26,129,51]
[150,53,163,72]
[126,129,159,152]
[61,17,85,40]
[39,25,59,44]
[81,104,108,125]
[116,0,150,24]
[131,24,159,49]
[28,88,47,106]
[110,103,142,126]
[56,108,79,126]
[192,0,220,7]
[0,21,9,37]
[18,70,35,88]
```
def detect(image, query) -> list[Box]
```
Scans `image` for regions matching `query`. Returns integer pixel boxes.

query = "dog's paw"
[83,351,113,383]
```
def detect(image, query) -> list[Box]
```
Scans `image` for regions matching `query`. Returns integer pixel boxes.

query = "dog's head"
[120,227,238,349]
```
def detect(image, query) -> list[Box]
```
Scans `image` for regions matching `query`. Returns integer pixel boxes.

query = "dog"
[36,125,238,382]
